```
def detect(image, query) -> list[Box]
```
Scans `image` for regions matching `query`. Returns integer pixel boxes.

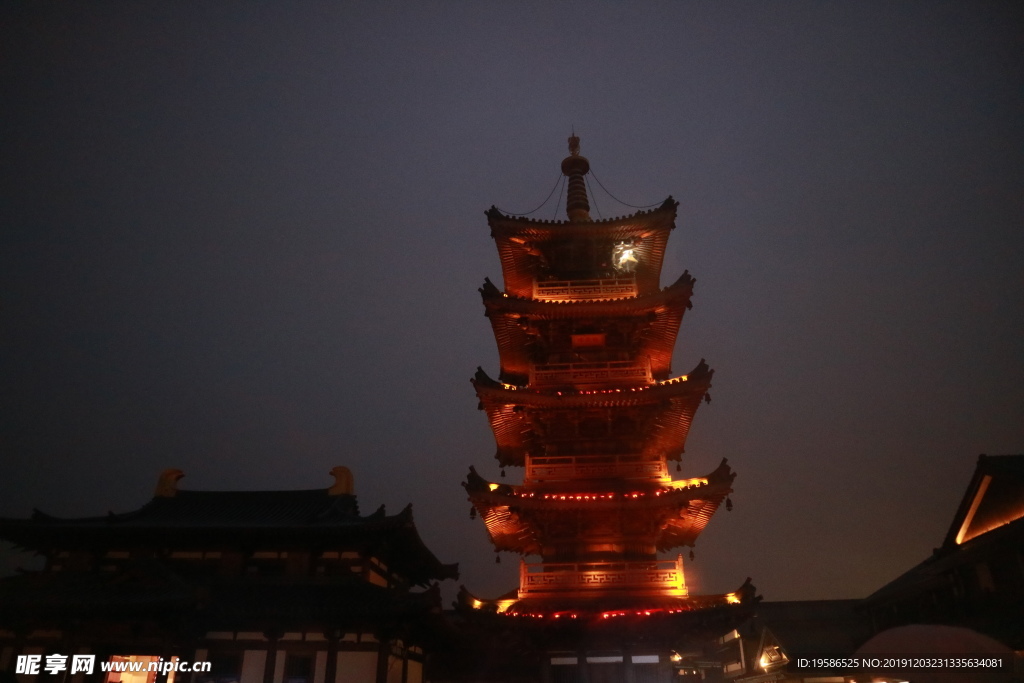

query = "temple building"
[0,467,458,683]
[455,137,753,681]
[862,453,1024,650]
[685,455,1024,683]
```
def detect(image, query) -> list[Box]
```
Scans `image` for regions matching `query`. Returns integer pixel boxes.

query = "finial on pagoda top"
[560,133,591,222]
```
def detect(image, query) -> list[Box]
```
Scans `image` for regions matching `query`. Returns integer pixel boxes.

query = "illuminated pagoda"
[463,136,744,621]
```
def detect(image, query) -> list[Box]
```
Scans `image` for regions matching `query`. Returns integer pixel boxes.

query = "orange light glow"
[534,491,669,501]
[497,372,692,396]
[956,475,991,544]
[495,599,515,613]
[668,477,709,490]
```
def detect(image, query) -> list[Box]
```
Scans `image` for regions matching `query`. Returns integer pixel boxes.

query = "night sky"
[2,2,1022,604]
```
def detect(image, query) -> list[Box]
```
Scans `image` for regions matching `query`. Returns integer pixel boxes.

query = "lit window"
[612,243,639,273]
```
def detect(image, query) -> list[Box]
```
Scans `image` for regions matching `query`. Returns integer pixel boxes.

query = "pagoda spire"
[560,134,591,222]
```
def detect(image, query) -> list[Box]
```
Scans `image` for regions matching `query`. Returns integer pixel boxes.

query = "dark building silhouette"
[0,468,458,683]
[698,455,1024,682]
[862,454,1024,649]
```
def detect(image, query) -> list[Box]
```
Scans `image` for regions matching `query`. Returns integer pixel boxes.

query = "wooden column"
[576,649,589,683]
[540,654,553,683]
[375,640,388,683]
[622,643,635,683]
[323,633,338,683]
[263,633,279,683]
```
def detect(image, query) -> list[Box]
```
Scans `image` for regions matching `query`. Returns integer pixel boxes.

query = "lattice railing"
[533,277,638,301]
[518,557,686,598]
[525,454,666,483]
[530,358,651,387]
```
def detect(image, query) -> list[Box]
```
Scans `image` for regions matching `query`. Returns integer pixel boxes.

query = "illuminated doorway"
[104,655,179,683]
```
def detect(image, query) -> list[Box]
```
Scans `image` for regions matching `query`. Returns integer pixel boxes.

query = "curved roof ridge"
[473,358,711,394]
[486,196,678,227]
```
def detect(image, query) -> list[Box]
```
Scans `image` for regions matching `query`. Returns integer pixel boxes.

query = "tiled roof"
[864,454,1024,606]
[941,453,1024,548]
[464,460,734,554]
[485,197,678,230]
[25,489,365,528]
[0,490,459,585]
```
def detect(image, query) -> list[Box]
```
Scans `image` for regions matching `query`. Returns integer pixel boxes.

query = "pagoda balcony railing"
[526,453,666,483]
[533,277,638,301]
[529,358,651,387]
[518,557,687,599]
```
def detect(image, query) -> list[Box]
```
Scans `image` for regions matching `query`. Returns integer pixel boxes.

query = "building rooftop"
[0,467,459,586]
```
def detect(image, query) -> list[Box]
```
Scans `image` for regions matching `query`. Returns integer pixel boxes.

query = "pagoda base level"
[505,589,745,618]
[437,589,760,683]
[459,577,757,619]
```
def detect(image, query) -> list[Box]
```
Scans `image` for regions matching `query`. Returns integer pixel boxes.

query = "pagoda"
[463,136,741,618]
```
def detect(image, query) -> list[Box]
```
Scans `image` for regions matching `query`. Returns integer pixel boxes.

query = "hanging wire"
[588,167,665,210]
[552,174,566,220]
[584,174,602,220]
[495,172,564,216]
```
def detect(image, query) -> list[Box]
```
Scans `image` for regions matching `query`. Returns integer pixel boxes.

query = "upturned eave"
[485,197,677,236]
[463,460,735,553]
[473,360,711,409]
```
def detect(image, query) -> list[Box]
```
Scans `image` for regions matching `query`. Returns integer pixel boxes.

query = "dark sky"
[2,2,1022,603]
